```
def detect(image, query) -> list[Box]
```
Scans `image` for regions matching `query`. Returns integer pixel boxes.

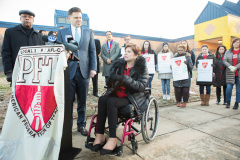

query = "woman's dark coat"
[106,56,149,115]
[213,53,226,87]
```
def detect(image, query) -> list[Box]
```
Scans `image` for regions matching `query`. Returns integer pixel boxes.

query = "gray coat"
[173,52,193,88]
[223,49,240,84]
[101,41,120,76]
[157,51,173,79]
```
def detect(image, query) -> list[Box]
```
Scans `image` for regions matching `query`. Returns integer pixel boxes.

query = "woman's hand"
[111,74,123,81]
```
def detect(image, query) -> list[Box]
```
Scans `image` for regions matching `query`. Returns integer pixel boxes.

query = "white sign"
[0,45,67,160]
[142,54,155,74]
[197,59,213,82]
[171,56,189,81]
[158,53,172,73]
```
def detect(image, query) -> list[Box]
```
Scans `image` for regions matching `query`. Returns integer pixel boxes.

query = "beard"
[22,21,32,29]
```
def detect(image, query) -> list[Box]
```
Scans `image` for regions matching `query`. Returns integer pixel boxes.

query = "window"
[66,18,71,24]
[82,20,88,26]
[58,17,66,23]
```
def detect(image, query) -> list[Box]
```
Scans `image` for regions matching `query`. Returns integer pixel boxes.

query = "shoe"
[167,95,171,100]
[176,102,181,107]
[205,94,210,106]
[91,139,107,152]
[200,94,205,106]
[181,102,186,108]
[226,101,230,108]
[78,127,88,136]
[163,95,167,100]
[233,102,239,110]
[223,101,227,105]
[216,98,220,105]
[100,146,118,156]
[93,93,99,98]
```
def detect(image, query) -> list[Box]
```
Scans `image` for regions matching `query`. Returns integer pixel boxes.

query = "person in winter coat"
[213,45,227,105]
[196,45,216,106]
[101,31,120,84]
[141,40,157,88]
[157,42,173,100]
[1,10,44,83]
[173,44,193,107]
[223,38,240,109]
[90,44,149,155]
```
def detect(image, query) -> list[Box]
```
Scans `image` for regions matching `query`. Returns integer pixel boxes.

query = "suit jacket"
[101,41,120,76]
[1,24,44,75]
[94,39,101,73]
[57,26,97,79]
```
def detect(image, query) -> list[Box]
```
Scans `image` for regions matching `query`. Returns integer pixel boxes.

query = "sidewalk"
[72,100,240,160]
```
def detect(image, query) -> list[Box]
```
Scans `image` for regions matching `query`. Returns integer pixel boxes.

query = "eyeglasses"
[21,15,34,19]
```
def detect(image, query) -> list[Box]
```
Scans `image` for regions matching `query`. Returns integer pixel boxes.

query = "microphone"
[42,35,78,53]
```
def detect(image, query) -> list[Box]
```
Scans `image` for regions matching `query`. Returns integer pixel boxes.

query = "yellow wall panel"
[194,16,228,41]
[228,15,240,37]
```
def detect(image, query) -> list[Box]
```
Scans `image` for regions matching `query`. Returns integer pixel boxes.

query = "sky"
[0,0,239,39]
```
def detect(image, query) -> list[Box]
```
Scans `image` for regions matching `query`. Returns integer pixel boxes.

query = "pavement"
[72,99,240,160]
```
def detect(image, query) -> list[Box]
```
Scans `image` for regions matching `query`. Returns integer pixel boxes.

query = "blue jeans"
[226,76,240,103]
[161,79,170,95]
[149,74,154,88]
[200,85,211,94]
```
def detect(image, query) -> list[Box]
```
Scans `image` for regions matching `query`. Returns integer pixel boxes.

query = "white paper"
[142,54,155,74]
[197,59,213,82]
[158,53,172,73]
[171,56,189,81]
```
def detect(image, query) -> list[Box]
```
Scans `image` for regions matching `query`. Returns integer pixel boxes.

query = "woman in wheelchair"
[90,43,149,155]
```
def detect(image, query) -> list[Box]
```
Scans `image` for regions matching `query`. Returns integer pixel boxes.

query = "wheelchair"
[85,86,159,156]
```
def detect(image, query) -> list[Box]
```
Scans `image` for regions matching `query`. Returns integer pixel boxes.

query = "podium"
[59,56,81,159]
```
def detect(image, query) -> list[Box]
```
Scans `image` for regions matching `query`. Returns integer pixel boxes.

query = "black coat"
[94,39,101,73]
[213,53,226,87]
[106,56,149,115]
[1,24,44,74]
[196,52,216,86]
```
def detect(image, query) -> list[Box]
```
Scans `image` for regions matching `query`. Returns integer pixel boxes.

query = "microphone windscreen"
[42,35,49,42]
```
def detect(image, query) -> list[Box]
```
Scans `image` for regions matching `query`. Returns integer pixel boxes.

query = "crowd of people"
[1,7,240,156]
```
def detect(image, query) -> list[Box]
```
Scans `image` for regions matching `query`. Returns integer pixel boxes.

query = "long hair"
[216,45,227,58]
[181,40,191,53]
[141,40,152,54]
[230,38,240,51]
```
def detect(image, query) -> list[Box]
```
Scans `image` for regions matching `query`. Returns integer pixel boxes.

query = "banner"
[142,54,155,74]
[158,53,172,73]
[0,45,67,160]
[171,56,189,81]
[197,59,213,82]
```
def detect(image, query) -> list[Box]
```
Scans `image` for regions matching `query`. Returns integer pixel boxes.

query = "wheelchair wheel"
[141,97,159,143]
[130,134,138,154]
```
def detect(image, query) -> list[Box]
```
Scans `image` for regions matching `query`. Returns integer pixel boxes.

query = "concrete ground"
[72,99,240,160]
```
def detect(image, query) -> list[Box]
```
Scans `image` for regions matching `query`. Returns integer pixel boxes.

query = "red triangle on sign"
[202,62,208,68]
[145,57,150,62]
[162,56,167,61]
[175,60,181,66]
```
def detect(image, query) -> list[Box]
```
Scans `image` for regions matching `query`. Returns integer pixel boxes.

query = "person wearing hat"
[1,10,44,83]
[157,42,173,100]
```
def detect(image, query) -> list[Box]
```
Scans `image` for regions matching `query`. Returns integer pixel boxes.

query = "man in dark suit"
[91,30,101,97]
[57,7,97,136]
[1,10,44,83]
